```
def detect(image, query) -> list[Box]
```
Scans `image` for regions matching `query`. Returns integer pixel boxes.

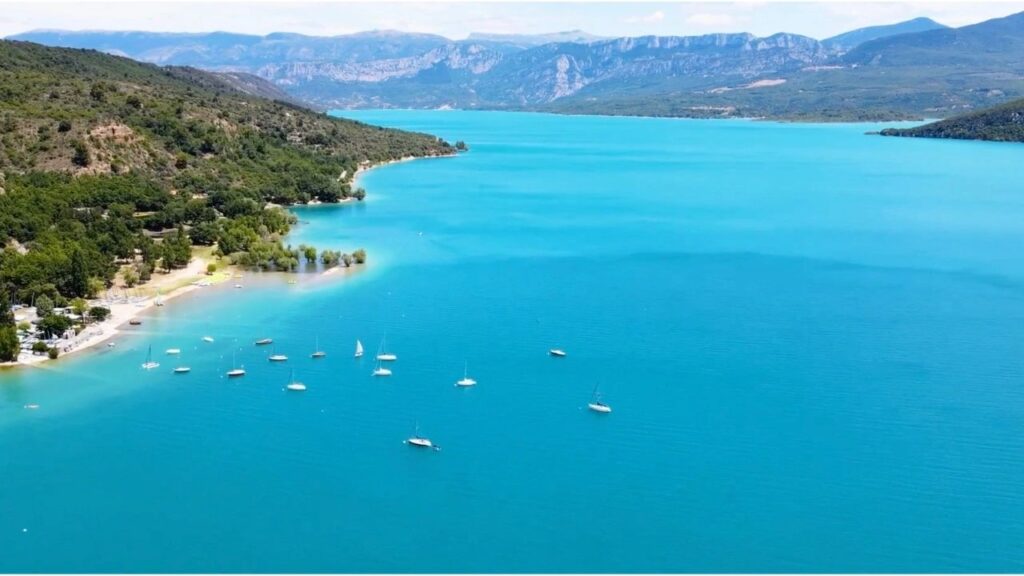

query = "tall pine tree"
[0,290,20,362]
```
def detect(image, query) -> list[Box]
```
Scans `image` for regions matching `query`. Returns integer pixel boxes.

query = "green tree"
[87,277,105,298]
[122,267,139,287]
[321,250,340,267]
[88,306,110,322]
[302,245,317,264]
[48,347,60,359]
[0,327,19,362]
[0,290,19,362]
[352,249,367,264]
[71,139,90,167]
[341,253,353,267]
[70,297,88,317]
[38,314,72,338]
[69,248,89,297]
[35,294,54,317]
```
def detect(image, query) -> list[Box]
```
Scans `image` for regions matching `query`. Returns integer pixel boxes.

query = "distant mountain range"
[10,11,1024,120]
[820,17,947,53]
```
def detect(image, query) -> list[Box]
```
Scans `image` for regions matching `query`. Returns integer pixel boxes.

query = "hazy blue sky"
[3,2,1024,39]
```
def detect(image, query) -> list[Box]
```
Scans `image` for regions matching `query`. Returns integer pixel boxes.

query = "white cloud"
[685,12,736,28]
[625,10,665,25]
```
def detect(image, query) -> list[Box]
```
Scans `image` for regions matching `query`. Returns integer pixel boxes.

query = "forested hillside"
[879,98,1024,142]
[0,40,454,307]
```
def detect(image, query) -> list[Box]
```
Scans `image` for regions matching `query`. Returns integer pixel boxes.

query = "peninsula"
[0,40,455,365]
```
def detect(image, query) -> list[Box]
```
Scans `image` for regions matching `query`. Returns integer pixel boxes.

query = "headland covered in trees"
[0,40,457,366]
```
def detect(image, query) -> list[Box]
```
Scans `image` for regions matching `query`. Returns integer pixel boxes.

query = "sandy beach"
[8,255,233,367]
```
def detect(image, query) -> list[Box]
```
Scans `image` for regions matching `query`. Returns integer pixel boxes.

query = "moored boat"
[286,369,306,391]
[549,348,567,357]
[376,335,397,361]
[141,345,159,370]
[587,384,612,414]
[226,351,245,378]
[455,361,477,387]
[405,424,439,450]
[311,336,326,358]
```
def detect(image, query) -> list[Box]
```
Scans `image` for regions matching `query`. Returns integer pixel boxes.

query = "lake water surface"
[3,111,1024,572]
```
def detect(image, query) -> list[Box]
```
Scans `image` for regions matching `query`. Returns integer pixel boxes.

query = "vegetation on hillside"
[879,98,1024,142]
[0,40,455,306]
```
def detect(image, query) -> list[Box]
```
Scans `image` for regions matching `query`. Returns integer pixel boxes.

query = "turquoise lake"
[3,110,1024,572]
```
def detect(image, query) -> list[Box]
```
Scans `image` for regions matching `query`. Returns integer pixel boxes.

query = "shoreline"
[353,151,458,186]
[4,255,232,369]
[1,153,453,371]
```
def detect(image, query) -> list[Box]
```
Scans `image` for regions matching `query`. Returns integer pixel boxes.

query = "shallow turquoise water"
[3,111,1024,572]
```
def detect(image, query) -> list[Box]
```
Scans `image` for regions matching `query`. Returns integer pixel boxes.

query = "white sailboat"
[311,336,326,359]
[587,384,612,414]
[374,332,393,358]
[372,358,392,377]
[405,423,439,450]
[173,364,191,374]
[455,361,477,387]
[376,336,397,362]
[226,351,246,378]
[354,339,364,358]
[286,369,307,391]
[141,345,160,370]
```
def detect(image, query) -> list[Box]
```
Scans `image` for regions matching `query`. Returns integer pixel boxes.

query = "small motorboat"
[173,366,191,374]
[166,348,181,355]
[269,354,288,362]
[107,342,117,348]
[202,336,215,343]
[234,284,243,289]
[549,348,567,357]
[129,319,142,326]
[24,404,40,410]
[255,338,273,346]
